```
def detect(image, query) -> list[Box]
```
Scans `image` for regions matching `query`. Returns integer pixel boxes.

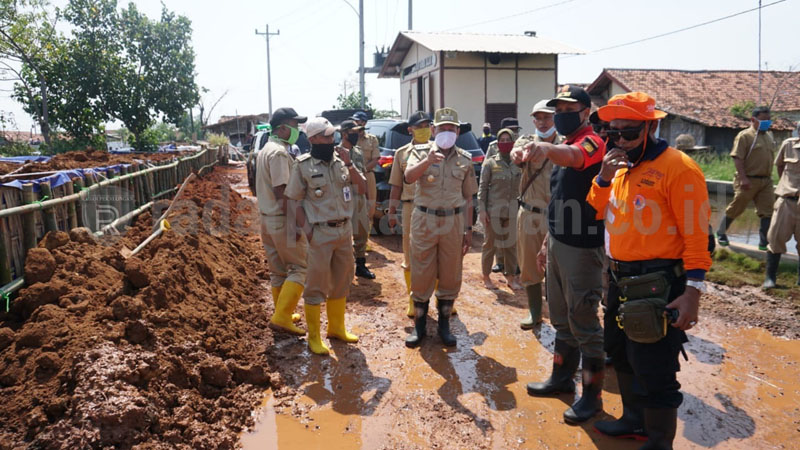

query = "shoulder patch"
[296,153,312,162]
[580,137,599,155]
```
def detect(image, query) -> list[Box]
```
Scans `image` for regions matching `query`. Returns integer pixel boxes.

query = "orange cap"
[598,92,667,122]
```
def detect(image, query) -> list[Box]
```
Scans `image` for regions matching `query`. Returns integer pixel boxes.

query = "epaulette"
[413,143,431,151]
[456,147,472,159]
[297,153,312,162]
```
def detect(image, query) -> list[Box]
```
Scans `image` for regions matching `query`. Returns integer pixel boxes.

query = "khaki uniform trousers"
[352,194,370,258]
[767,196,800,254]
[410,208,465,303]
[726,176,775,219]
[366,172,377,218]
[481,215,518,276]
[547,237,604,359]
[516,208,547,286]
[401,201,413,269]
[260,215,308,288]
[304,221,355,305]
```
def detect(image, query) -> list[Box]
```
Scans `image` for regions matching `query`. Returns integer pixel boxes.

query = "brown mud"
[0,150,179,176]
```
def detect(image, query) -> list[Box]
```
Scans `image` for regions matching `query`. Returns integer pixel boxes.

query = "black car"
[365,119,484,233]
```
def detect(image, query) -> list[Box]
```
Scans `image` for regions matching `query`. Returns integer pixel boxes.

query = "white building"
[378,31,581,133]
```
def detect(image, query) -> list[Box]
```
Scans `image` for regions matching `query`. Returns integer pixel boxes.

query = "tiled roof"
[587,69,800,131]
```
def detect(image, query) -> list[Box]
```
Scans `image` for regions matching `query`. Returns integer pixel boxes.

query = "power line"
[444,0,579,32]
[587,0,787,55]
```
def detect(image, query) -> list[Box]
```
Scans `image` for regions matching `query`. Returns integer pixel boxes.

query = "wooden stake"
[39,181,58,234]
[73,177,85,228]
[21,184,37,251]
[65,180,78,230]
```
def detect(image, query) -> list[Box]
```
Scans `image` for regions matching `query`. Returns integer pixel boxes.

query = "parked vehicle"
[365,119,484,233]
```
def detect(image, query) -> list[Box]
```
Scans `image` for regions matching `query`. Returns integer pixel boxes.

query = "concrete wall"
[659,118,706,149]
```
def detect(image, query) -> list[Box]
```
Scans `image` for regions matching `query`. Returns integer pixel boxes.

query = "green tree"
[334,91,372,111]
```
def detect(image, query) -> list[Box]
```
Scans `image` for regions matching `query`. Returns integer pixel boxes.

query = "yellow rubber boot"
[269,281,306,336]
[271,285,299,322]
[326,297,359,343]
[404,270,414,318]
[304,304,330,355]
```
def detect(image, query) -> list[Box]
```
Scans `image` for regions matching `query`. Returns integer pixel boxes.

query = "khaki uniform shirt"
[256,136,293,217]
[388,142,417,201]
[775,137,800,197]
[478,153,522,218]
[514,134,561,208]
[357,133,380,173]
[730,126,776,177]
[407,143,479,209]
[285,153,355,224]
[484,140,499,162]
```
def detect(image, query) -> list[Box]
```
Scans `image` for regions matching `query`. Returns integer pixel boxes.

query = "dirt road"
[223,164,800,450]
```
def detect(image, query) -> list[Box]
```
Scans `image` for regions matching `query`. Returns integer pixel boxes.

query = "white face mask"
[434,131,457,149]
[536,126,556,138]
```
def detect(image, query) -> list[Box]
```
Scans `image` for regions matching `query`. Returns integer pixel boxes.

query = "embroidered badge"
[581,137,599,155]
[633,194,646,211]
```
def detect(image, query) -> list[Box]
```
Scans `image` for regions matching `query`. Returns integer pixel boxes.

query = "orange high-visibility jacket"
[586,142,712,278]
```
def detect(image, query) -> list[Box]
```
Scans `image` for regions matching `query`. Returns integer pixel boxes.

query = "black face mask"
[346,133,360,145]
[311,143,335,162]
[609,136,656,167]
[554,109,586,136]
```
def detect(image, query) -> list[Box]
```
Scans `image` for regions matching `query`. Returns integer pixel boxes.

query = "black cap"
[270,107,307,127]
[500,117,520,129]
[350,111,369,122]
[339,119,363,132]
[408,111,432,126]
[589,111,606,125]
[547,85,592,108]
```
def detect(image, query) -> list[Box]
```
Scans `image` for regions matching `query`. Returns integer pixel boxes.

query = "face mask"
[536,126,556,139]
[554,110,586,136]
[758,119,772,131]
[280,125,300,145]
[434,131,457,149]
[497,142,514,153]
[310,143,335,162]
[412,127,431,143]
[483,128,490,135]
[346,133,360,145]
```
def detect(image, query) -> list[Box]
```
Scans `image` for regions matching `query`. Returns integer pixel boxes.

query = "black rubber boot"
[436,299,457,347]
[527,339,579,396]
[640,408,677,450]
[759,216,771,251]
[594,371,647,440]
[716,216,732,246]
[405,301,428,348]
[355,257,376,279]
[564,356,605,424]
[520,283,543,330]
[763,251,780,289]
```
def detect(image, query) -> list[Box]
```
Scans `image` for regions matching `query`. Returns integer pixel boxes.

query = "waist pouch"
[615,271,672,344]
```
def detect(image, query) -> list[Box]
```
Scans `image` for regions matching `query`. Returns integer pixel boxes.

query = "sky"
[2,0,799,133]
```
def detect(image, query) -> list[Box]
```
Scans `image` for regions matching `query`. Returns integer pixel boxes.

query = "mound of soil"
[0,169,274,449]
[0,150,180,176]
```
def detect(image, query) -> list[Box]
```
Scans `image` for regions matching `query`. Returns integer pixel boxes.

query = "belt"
[609,258,685,278]
[402,200,414,203]
[518,200,543,214]
[321,219,349,227]
[748,175,770,179]
[417,205,463,216]
[783,195,799,201]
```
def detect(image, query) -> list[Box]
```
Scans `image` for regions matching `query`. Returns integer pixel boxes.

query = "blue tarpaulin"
[0,156,51,164]
[1,163,134,192]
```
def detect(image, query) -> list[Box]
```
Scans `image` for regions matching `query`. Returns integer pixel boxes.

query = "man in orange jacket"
[587,92,711,449]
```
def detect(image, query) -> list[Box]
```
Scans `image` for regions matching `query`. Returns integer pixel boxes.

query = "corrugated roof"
[379,31,582,78]
[587,69,800,131]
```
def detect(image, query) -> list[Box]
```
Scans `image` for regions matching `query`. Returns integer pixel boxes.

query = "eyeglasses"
[606,124,645,141]
[591,124,608,133]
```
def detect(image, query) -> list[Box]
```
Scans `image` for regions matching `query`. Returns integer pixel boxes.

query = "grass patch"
[691,152,779,184]
[708,248,800,303]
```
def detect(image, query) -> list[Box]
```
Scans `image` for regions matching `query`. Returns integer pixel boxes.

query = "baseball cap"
[531,99,555,116]
[350,111,369,122]
[305,117,336,138]
[547,85,592,108]
[598,92,667,122]
[433,107,459,126]
[270,107,307,127]
[500,117,520,129]
[408,111,432,126]
[339,119,363,132]
[482,122,491,128]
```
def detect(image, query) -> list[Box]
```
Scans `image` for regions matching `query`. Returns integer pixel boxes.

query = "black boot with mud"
[520,283,542,330]
[527,339,579,396]
[405,301,428,348]
[355,257,376,279]
[594,370,647,440]
[716,215,732,246]
[641,408,677,450]
[759,216,771,251]
[564,356,604,424]
[763,251,781,289]
[437,299,457,347]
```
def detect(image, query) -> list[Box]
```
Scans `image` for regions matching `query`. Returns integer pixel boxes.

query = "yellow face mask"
[412,127,432,143]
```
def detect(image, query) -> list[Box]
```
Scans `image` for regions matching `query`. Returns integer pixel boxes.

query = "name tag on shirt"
[343,186,352,202]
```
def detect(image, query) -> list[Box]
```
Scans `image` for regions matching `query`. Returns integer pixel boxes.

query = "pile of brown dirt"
[0,169,274,449]
[0,150,180,176]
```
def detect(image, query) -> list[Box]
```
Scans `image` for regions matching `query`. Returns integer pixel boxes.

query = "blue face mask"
[758,119,772,131]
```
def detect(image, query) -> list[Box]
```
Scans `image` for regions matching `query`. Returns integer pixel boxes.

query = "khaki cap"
[433,107,459,126]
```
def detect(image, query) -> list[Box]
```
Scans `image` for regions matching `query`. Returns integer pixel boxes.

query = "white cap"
[530,99,555,116]
[305,117,336,138]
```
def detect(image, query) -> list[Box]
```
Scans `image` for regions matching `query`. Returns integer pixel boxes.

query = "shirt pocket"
[308,174,330,198]
[447,164,468,190]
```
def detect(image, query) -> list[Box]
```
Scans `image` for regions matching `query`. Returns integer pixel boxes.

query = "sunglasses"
[591,124,608,133]
[606,124,645,141]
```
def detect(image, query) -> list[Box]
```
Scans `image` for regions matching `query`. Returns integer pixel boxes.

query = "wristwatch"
[686,280,706,293]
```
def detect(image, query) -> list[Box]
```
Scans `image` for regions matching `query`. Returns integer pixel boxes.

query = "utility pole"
[358,0,365,110]
[255,24,280,117]
[758,0,762,105]
[409,0,412,30]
